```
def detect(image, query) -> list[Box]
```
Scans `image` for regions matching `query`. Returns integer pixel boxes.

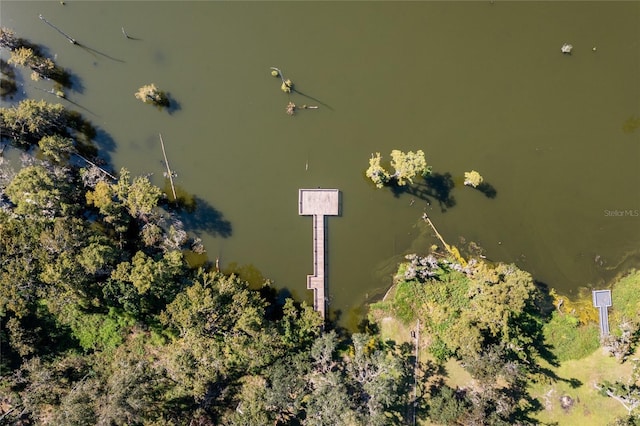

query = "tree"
[263,353,310,423]
[52,379,99,426]
[2,354,96,424]
[346,333,411,425]
[95,351,169,425]
[8,46,56,81]
[158,272,276,406]
[428,385,471,425]
[0,27,22,50]
[135,83,169,107]
[365,150,430,188]
[85,179,128,234]
[0,213,45,318]
[5,165,64,218]
[38,134,74,163]
[86,168,162,234]
[374,257,543,368]
[389,149,429,186]
[305,334,358,426]
[366,152,391,188]
[0,99,68,146]
[125,175,162,218]
[76,238,117,276]
[463,170,483,188]
[279,298,323,349]
[598,359,640,416]
[304,372,359,426]
[2,28,68,85]
[111,250,184,297]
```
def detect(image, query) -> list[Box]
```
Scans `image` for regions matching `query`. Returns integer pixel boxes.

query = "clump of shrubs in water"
[1,27,71,87]
[464,170,484,188]
[135,83,170,108]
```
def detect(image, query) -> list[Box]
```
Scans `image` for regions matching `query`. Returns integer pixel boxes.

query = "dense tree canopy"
[0,92,414,424]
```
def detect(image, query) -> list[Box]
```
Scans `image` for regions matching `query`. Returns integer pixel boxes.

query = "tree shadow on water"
[165,93,181,115]
[389,172,457,212]
[178,195,232,238]
[92,126,117,157]
[474,181,497,199]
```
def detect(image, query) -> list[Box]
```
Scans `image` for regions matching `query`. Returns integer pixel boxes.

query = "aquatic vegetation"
[281,79,293,93]
[365,152,391,188]
[365,150,430,188]
[2,27,71,86]
[464,170,484,188]
[269,67,319,116]
[135,83,169,108]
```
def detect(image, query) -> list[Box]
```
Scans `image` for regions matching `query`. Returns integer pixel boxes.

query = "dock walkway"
[298,189,340,319]
[592,290,612,339]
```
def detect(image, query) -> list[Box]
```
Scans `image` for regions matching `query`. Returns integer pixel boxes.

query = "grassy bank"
[530,349,635,425]
[372,267,640,425]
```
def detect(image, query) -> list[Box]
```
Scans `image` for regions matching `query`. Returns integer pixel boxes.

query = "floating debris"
[561,43,573,54]
[285,102,319,116]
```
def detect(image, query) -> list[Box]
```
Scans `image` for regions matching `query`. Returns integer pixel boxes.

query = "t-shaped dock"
[298,189,340,319]
[592,290,612,339]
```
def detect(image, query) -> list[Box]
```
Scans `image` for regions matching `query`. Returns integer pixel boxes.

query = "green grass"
[392,280,421,323]
[372,266,640,425]
[611,269,640,325]
[530,348,637,426]
[543,311,600,362]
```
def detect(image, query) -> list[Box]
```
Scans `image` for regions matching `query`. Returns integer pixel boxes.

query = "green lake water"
[2,1,639,327]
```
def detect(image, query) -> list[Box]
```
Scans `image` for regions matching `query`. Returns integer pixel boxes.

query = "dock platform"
[299,189,340,319]
[593,289,612,339]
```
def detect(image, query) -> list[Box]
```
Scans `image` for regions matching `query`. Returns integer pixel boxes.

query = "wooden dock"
[592,290,612,339]
[299,189,340,320]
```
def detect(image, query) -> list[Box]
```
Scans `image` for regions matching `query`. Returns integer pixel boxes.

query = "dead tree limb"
[159,133,177,201]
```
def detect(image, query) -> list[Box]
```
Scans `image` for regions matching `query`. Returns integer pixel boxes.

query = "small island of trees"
[366,150,430,188]
[135,83,170,108]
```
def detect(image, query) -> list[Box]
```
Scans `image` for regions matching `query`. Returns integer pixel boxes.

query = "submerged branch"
[159,133,177,201]
[39,14,77,45]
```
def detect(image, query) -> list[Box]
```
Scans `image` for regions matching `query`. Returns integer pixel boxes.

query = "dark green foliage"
[6,165,72,218]
[375,257,543,366]
[610,415,640,426]
[39,134,74,163]
[1,99,69,146]
[428,385,471,425]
